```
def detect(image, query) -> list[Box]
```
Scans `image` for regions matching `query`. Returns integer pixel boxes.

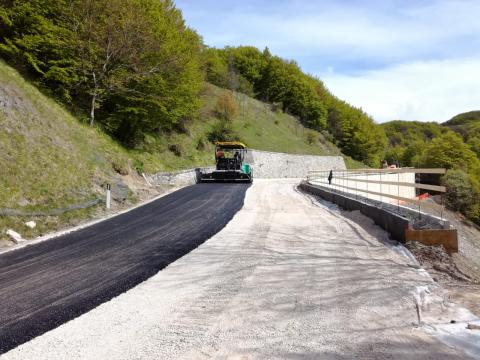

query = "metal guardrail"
[307,168,447,211]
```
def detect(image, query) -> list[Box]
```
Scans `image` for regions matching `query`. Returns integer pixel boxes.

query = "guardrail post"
[106,184,111,210]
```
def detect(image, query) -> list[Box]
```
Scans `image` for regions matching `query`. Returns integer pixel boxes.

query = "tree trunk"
[90,72,97,127]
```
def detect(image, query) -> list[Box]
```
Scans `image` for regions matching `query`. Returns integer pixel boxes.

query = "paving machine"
[199,141,253,183]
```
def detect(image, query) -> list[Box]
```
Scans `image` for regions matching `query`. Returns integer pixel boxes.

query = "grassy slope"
[0,61,140,240]
[0,62,359,241]
[135,83,361,172]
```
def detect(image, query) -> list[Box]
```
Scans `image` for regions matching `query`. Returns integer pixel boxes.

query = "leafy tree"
[0,0,203,145]
[421,132,479,172]
[0,0,79,101]
[203,47,229,88]
[467,136,480,158]
[441,169,480,225]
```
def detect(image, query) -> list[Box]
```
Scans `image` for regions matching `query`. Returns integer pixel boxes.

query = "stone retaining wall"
[146,150,346,185]
[246,150,345,178]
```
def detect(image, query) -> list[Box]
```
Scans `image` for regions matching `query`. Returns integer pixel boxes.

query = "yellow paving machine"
[199,141,253,183]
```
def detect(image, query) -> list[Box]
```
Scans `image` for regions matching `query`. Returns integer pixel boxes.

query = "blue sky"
[175,0,480,123]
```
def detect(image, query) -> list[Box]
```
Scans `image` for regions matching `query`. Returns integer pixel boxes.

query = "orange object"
[417,193,430,200]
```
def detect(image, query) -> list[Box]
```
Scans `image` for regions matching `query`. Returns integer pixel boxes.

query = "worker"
[216,149,225,159]
[234,151,240,161]
[328,170,333,185]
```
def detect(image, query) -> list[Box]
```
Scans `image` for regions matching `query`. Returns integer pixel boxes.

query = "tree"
[0,0,79,101]
[421,132,479,171]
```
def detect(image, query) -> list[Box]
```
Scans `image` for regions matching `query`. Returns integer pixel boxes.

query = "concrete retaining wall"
[299,181,410,243]
[246,150,345,178]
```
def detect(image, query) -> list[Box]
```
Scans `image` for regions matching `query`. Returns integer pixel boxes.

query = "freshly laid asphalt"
[0,183,249,354]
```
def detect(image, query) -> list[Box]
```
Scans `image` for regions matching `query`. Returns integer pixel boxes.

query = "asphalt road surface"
[0,183,249,354]
[4,180,478,359]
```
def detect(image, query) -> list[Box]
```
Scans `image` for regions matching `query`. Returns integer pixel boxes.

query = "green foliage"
[383,116,480,225]
[421,132,479,172]
[207,120,239,143]
[467,137,480,158]
[203,46,386,164]
[214,90,238,121]
[305,130,317,145]
[445,110,480,127]
[0,0,203,146]
[441,170,480,225]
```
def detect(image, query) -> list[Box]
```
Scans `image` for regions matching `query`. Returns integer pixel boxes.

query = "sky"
[175,0,480,123]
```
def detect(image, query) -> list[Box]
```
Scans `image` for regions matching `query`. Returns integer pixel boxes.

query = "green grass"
[0,60,136,239]
[0,63,360,241]
[134,84,353,172]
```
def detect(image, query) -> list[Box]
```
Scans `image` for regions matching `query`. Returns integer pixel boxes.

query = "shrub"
[168,144,183,157]
[207,120,239,143]
[442,169,477,212]
[305,130,317,145]
[215,90,238,121]
[112,161,128,176]
[196,137,207,151]
[133,159,144,174]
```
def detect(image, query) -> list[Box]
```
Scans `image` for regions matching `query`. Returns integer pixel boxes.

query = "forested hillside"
[1,0,478,229]
[203,46,386,166]
[0,0,386,167]
[382,114,480,225]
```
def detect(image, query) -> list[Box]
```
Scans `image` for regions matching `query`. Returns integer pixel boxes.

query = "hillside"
[444,111,480,158]
[0,61,355,243]
[444,110,480,127]
[0,60,158,243]
[382,113,480,227]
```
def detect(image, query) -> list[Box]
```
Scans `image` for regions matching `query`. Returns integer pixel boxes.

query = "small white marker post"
[106,184,111,210]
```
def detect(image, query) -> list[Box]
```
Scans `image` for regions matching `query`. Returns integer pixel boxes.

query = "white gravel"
[3,179,478,359]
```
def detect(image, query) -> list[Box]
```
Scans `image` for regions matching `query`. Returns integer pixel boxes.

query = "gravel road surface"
[3,179,478,359]
[0,183,249,354]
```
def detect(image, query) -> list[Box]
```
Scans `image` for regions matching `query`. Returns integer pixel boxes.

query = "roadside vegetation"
[382,115,480,225]
[0,0,478,233]
[0,0,385,167]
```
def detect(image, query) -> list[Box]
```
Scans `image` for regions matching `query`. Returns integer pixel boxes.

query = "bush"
[168,144,183,157]
[466,203,480,225]
[133,159,144,174]
[112,161,129,175]
[271,102,283,113]
[196,137,207,151]
[207,120,239,143]
[442,169,479,212]
[305,130,317,145]
[215,90,238,121]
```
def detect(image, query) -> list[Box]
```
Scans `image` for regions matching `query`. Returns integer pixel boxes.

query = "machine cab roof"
[215,141,247,150]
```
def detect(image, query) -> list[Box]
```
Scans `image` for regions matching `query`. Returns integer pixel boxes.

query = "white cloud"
[180,0,480,62]
[321,58,480,123]
[177,0,480,122]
